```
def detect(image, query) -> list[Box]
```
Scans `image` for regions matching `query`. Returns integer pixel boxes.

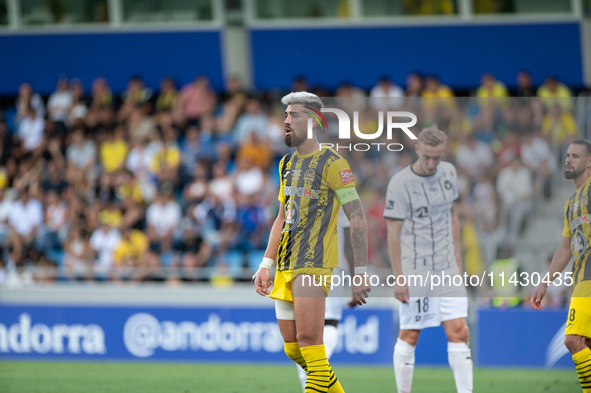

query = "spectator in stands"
[180,126,207,176]
[149,127,180,186]
[156,76,178,114]
[63,226,93,280]
[47,76,73,135]
[89,221,121,278]
[66,128,96,176]
[496,131,521,169]
[516,70,535,97]
[234,156,264,198]
[235,193,266,251]
[476,73,508,106]
[233,98,268,145]
[15,83,45,122]
[455,133,494,178]
[236,131,272,170]
[521,132,555,199]
[208,161,233,202]
[146,186,181,252]
[0,188,13,245]
[183,161,209,205]
[41,160,68,195]
[90,77,112,109]
[193,194,236,251]
[472,173,498,269]
[370,76,404,111]
[113,226,149,271]
[421,75,454,98]
[8,187,43,253]
[17,105,45,153]
[336,81,367,113]
[100,126,128,174]
[121,75,152,114]
[128,102,156,143]
[496,155,532,248]
[541,103,577,148]
[178,75,216,125]
[68,80,88,128]
[138,250,164,282]
[39,189,67,250]
[126,137,152,181]
[537,75,573,112]
[291,75,309,93]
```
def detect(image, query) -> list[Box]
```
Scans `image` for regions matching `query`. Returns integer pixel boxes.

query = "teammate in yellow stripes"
[532,140,591,392]
[253,92,370,393]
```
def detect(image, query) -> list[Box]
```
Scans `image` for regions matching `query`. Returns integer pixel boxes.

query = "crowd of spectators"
[0,71,581,292]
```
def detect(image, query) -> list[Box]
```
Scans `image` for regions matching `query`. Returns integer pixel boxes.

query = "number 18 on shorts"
[399,296,468,330]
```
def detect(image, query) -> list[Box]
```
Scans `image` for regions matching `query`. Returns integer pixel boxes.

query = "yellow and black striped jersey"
[277,148,356,271]
[563,173,591,295]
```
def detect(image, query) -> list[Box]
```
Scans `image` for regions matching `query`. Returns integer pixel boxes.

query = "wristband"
[354,266,367,275]
[252,257,275,281]
[260,257,275,270]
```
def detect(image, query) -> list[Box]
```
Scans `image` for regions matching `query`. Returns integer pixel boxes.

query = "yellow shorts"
[565,297,591,339]
[269,267,333,302]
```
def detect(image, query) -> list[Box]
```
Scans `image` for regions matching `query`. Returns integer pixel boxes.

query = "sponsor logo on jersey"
[283,170,290,178]
[292,169,302,180]
[283,186,321,199]
[284,200,300,232]
[572,228,587,257]
[304,169,315,183]
[569,214,591,232]
[339,169,355,184]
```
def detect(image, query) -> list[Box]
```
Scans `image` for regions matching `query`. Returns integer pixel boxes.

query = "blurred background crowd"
[0,70,587,307]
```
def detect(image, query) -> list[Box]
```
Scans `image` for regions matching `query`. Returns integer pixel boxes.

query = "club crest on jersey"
[339,169,354,184]
[444,180,452,190]
[304,169,315,183]
[572,228,587,257]
[582,193,589,207]
[283,200,300,232]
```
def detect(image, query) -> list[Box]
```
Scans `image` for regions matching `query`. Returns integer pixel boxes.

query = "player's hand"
[352,274,371,306]
[253,268,273,297]
[394,281,409,304]
[530,284,548,311]
[347,296,358,308]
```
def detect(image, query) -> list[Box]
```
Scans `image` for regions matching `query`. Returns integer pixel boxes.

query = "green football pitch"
[0,361,580,393]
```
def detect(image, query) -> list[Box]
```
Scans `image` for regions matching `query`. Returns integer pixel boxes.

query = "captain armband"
[335,187,359,205]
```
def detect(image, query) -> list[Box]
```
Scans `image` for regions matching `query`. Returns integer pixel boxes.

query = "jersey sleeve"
[278,155,287,204]
[562,199,571,237]
[327,157,356,191]
[383,176,410,220]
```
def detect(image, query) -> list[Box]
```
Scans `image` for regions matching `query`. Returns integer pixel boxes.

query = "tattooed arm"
[342,198,371,305]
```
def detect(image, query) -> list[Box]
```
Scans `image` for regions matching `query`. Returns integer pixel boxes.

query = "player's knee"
[399,330,420,346]
[297,331,322,347]
[564,334,586,354]
[454,324,469,343]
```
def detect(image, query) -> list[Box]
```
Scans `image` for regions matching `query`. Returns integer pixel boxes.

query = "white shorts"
[275,297,344,322]
[399,264,468,330]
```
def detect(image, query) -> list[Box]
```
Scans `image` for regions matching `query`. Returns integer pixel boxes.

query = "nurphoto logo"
[307,107,418,152]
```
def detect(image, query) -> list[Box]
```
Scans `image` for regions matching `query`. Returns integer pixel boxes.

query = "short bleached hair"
[418,125,447,147]
[281,91,324,111]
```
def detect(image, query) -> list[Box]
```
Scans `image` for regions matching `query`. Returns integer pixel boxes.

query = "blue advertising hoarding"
[478,308,573,368]
[0,305,394,364]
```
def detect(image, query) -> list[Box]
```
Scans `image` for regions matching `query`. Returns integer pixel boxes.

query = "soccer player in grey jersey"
[383,126,473,393]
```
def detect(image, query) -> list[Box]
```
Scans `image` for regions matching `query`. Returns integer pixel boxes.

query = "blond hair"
[281,91,324,111]
[418,125,447,147]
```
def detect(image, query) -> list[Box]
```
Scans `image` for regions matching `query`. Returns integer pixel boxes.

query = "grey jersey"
[383,162,459,272]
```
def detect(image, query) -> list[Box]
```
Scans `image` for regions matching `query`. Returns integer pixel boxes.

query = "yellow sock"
[327,364,345,393]
[300,344,344,393]
[574,347,591,392]
[284,342,307,372]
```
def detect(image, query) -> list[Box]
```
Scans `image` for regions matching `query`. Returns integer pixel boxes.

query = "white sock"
[324,324,339,359]
[394,338,415,393]
[448,342,473,393]
[297,324,340,392]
